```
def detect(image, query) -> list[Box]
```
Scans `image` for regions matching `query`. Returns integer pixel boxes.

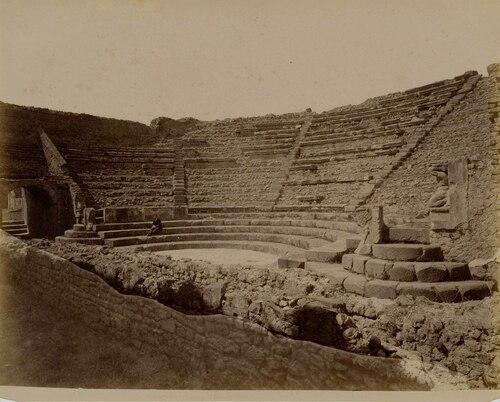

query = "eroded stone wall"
[0,233,432,390]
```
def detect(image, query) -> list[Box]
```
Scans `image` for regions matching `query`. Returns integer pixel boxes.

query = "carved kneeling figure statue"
[427,164,450,209]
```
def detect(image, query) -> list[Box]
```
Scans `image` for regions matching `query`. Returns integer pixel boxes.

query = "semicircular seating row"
[56,210,494,303]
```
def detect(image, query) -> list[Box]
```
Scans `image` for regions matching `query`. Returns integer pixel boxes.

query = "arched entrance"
[0,179,73,240]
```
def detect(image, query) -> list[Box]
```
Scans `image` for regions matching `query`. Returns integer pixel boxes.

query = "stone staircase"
[271,113,313,207]
[173,141,187,207]
[1,220,29,239]
[305,233,494,302]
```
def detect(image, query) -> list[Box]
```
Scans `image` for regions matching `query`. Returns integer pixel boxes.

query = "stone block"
[305,262,350,285]
[417,245,444,262]
[433,283,462,303]
[342,275,367,296]
[372,243,423,261]
[458,281,491,301]
[387,262,416,282]
[468,258,497,281]
[365,279,399,299]
[415,263,449,282]
[357,244,372,256]
[306,247,344,263]
[365,259,392,280]
[346,238,361,250]
[446,263,471,281]
[341,254,355,270]
[202,282,226,311]
[396,282,439,302]
[278,256,305,269]
[387,227,430,244]
[351,255,371,274]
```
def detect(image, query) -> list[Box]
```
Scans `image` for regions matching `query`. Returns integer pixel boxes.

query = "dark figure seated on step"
[147,218,162,236]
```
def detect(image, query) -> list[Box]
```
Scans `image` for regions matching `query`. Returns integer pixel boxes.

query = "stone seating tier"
[402,74,470,95]
[242,149,290,157]
[61,146,174,157]
[185,210,355,223]
[278,181,369,206]
[85,181,173,192]
[254,120,304,130]
[254,127,300,135]
[241,142,294,152]
[283,175,372,186]
[304,125,402,140]
[311,102,422,123]
[301,132,402,150]
[66,156,174,165]
[260,132,299,140]
[301,140,405,158]
[67,216,359,265]
[92,217,357,232]
[97,225,343,245]
[290,153,399,179]
[79,174,174,183]
[310,75,468,124]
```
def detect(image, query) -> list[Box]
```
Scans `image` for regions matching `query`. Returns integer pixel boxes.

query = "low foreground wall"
[0,233,433,390]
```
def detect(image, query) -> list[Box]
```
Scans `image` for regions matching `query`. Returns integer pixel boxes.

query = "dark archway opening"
[1,186,59,240]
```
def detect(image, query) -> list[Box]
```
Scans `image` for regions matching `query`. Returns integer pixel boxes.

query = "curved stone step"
[304,261,493,302]
[55,236,104,245]
[105,232,335,249]
[64,229,100,239]
[123,240,306,259]
[94,217,360,234]
[305,240,349,263]
[342,254,471,282]
[371,243,443,262]
[97,224,342,242]
[187,210,353,222]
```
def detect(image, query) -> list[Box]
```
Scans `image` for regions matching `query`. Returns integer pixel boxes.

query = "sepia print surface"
[0,0,499,400]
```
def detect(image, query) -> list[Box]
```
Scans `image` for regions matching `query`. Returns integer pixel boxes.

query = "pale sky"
[1,0,499,124]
